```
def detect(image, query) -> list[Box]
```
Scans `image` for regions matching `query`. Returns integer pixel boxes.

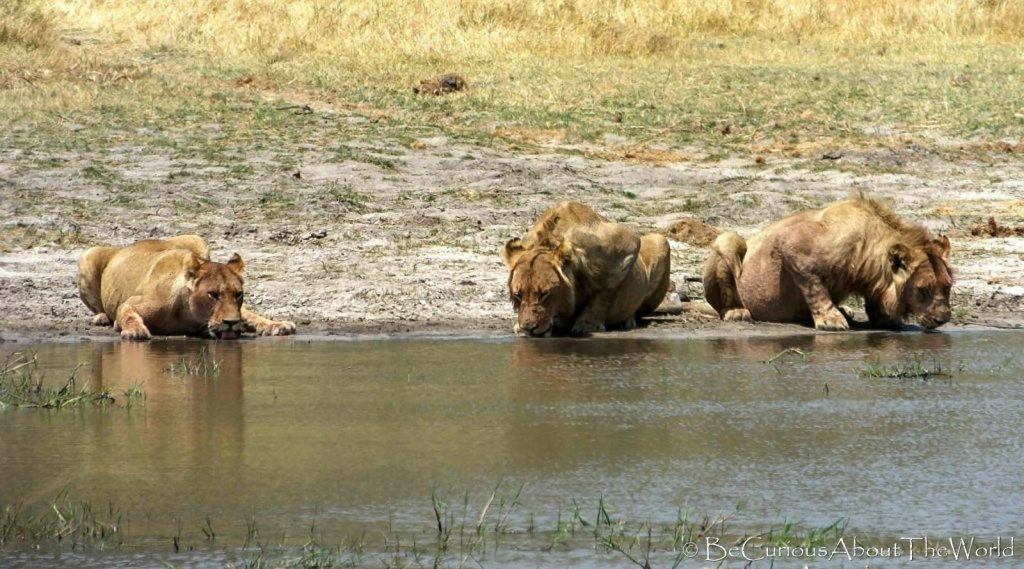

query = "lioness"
[501,201,671,336]
[77,235,297,340]
[703,196,953,331]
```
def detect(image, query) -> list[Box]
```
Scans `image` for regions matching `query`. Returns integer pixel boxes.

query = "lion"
[76,235,297,341]
[501,201,671,336]
[702,196,953,331]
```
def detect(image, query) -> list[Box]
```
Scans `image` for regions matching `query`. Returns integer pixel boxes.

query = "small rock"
[661,218,720,248]
[971,217,1024,237]
[413,73,467,96]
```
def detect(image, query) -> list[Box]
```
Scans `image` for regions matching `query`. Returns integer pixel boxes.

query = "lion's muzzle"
[209,318,244,340]
[918,311,950,330]
[514,317,553,338]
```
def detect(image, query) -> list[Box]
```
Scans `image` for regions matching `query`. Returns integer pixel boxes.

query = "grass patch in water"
[858,358,961,380]
[165,347,222,377]
[0,491,125,549]
[0,488,914,568]
[121,382,146,408]
[0,352,115,409]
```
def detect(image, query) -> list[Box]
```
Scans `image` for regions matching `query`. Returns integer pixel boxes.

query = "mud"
[2,128,1023,339]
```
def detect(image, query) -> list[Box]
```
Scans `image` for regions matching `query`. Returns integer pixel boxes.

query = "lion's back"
[524,201,609,247]
[98,235,208,318]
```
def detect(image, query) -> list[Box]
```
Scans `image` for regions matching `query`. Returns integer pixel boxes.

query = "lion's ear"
[933,235,951,261]
[501,238,525,269]
[540,214,560,235]
[185,253,204,281]
[226,253,245,276]
[888,244,911,276]
[553,238,575,270]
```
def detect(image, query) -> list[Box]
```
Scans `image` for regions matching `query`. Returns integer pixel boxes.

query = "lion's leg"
[77,245,120,324]
[115,296,156,341]
[571,293,612,336]
[773,225,848,331]
[569,224,642,336]
[793,275,848,331]
[241,307,297,337]
[637,233,672,316]
[865,299,902,329]
[702,232,751,322]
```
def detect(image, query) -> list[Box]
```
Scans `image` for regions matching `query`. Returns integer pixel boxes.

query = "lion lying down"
[77,235,296,341]
[501,201,671,337]
[703,196,953,331]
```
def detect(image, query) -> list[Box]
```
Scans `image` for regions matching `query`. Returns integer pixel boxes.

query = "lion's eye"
[209,292,220,301]
[511,292,522,304]
[539,290,550,302]
[235,291,244,303]
[918,287,932,300]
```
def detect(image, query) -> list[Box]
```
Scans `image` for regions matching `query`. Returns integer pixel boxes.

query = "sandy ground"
[2,125,1023,340]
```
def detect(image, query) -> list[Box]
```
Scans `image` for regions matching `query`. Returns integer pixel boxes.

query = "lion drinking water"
[501,201,671,337]
[703,196,953,331]
[76,235,297,340]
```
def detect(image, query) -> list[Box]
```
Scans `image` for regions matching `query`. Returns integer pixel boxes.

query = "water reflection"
[88,342,246,493]
[706,331,954,361]
[0,332,1021,552]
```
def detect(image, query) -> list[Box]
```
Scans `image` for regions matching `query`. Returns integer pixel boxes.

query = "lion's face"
[902,238,953,329]
[892,237,953,330]
[502,239,575,337]
[187,254,247,339]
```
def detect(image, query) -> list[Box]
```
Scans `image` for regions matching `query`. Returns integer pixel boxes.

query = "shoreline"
[2,308,1020,344]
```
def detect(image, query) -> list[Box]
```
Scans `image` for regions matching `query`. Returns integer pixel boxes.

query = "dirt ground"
[2,121,1023,339]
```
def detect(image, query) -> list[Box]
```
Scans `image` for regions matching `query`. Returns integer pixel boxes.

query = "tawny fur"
[76,235,296,340]
[702,196,953,331]
[501,201,671,336]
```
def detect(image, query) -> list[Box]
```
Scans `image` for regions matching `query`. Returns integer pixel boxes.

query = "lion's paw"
[257,320,297,337]
[723,308,752,322]
[120,324,152,341]
[814,310,850,331]
[91,313,113,327]
[571,319,606,337]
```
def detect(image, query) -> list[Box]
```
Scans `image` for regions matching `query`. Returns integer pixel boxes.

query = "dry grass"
[52,0,1024,66]
[1,1,1023,158]
[1,0,54,48]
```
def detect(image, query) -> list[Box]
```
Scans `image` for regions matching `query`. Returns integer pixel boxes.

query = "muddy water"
[1,332,1023,567]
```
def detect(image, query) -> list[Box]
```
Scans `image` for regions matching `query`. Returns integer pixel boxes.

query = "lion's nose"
[223,318,242,328]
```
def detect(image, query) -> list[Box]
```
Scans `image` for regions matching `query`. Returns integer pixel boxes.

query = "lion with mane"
[77,235,296,340]
[501,201,671,336]
[703,196,953,330]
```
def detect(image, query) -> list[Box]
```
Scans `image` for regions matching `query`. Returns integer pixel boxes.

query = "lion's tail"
[76,246,120,316]
[702,232,750,320]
